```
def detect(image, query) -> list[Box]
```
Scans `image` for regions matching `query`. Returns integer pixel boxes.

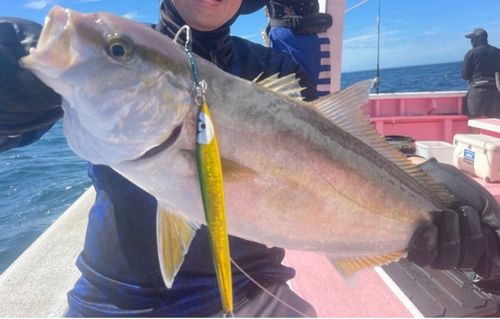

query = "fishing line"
[230,258,311,318]
[345,0,373,13]
[374,0,381,93]
[345,0,382,91]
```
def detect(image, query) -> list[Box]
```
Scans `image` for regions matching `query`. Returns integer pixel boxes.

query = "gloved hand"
[407,158,500,280]
[0,17,62,150]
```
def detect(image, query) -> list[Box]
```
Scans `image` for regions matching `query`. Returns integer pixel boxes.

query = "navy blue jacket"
[460,34,500,118]
[461,35,500,83]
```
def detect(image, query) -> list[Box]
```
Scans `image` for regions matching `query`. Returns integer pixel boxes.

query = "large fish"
[22,6,454,286]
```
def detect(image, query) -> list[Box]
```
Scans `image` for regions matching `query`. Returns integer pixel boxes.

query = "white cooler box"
[453,134,500,183]
[416,141,455,165]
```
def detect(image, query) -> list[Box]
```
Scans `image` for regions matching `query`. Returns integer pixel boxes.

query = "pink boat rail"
[364,91,470,143]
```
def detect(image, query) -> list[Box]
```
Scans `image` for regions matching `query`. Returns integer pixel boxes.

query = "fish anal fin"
[157,203,200,288]
[327,250,407,288]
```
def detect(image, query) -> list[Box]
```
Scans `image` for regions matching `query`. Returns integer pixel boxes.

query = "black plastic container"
[383,135,416,155]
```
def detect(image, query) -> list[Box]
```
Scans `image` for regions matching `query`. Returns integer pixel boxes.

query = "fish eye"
[106,35,134,62]
[110,43,126,58]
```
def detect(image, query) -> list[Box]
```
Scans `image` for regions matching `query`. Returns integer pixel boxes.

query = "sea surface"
[0,61,469,275]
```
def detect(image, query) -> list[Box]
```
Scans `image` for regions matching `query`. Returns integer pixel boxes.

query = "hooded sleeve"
[0,18,63,151]
[461,51,472,82]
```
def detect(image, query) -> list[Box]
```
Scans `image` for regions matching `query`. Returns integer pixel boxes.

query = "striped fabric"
[316,32,332,96]
[268,27,332,96]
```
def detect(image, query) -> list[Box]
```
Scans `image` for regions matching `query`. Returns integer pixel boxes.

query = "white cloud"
[240,33,260,40]
[343,33,377,48]
[23,0,49,9]
[341,31,472,73]
[123,11,145,21]
[343,29,404,50]
[420,31,438,37]
[485,20,500,27]
[73,0,103,3]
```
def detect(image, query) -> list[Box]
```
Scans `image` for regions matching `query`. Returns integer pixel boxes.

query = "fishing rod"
[374,0,381,94]
[496,72,500,92]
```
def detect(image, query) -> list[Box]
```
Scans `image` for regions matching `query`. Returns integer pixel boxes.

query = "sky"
[2,0,500,72]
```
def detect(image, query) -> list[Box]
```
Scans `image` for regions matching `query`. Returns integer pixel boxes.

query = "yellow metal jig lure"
[196,98,233,316]
[175,25,233,316]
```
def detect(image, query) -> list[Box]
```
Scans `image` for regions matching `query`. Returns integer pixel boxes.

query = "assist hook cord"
[173,25,206,105]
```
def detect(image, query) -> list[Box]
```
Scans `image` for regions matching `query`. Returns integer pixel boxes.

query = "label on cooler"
[464,149,475,165]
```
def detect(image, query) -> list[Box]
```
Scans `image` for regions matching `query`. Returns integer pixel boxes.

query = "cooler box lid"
[453,134,500,152]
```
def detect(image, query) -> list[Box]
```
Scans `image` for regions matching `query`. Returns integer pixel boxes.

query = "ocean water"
[0,61,469,275]
[341,61,468,93]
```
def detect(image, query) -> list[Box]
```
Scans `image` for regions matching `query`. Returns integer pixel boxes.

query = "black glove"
[407,158,500,280]
[0,17,62,149]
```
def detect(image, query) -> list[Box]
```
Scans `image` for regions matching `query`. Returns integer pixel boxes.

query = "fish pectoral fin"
[327,250,407,288]
[181,150,258,183]
[220,157,258,182]
[156,203,200,288]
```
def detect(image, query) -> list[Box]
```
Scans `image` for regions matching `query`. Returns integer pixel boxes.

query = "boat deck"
[285,252,416,317]
[285,174,500,317]
[0,173,498,317]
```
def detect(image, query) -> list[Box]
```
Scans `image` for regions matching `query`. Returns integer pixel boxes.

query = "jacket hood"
[466,28,489,48]
[471,32,488,47]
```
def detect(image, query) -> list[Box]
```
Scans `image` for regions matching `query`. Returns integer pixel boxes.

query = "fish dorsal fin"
[327,250,406,287]
[157,203,200,288]
[310,79,454,206]
[255,73,305,100]
[252,72,265,83]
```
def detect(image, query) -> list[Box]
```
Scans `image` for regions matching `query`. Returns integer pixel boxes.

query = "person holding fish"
[1,0,500,317]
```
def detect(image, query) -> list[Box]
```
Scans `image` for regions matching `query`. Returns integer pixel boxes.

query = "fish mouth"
[37,6,71,53]
[21,6,80,70]
[134,124,183,161]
